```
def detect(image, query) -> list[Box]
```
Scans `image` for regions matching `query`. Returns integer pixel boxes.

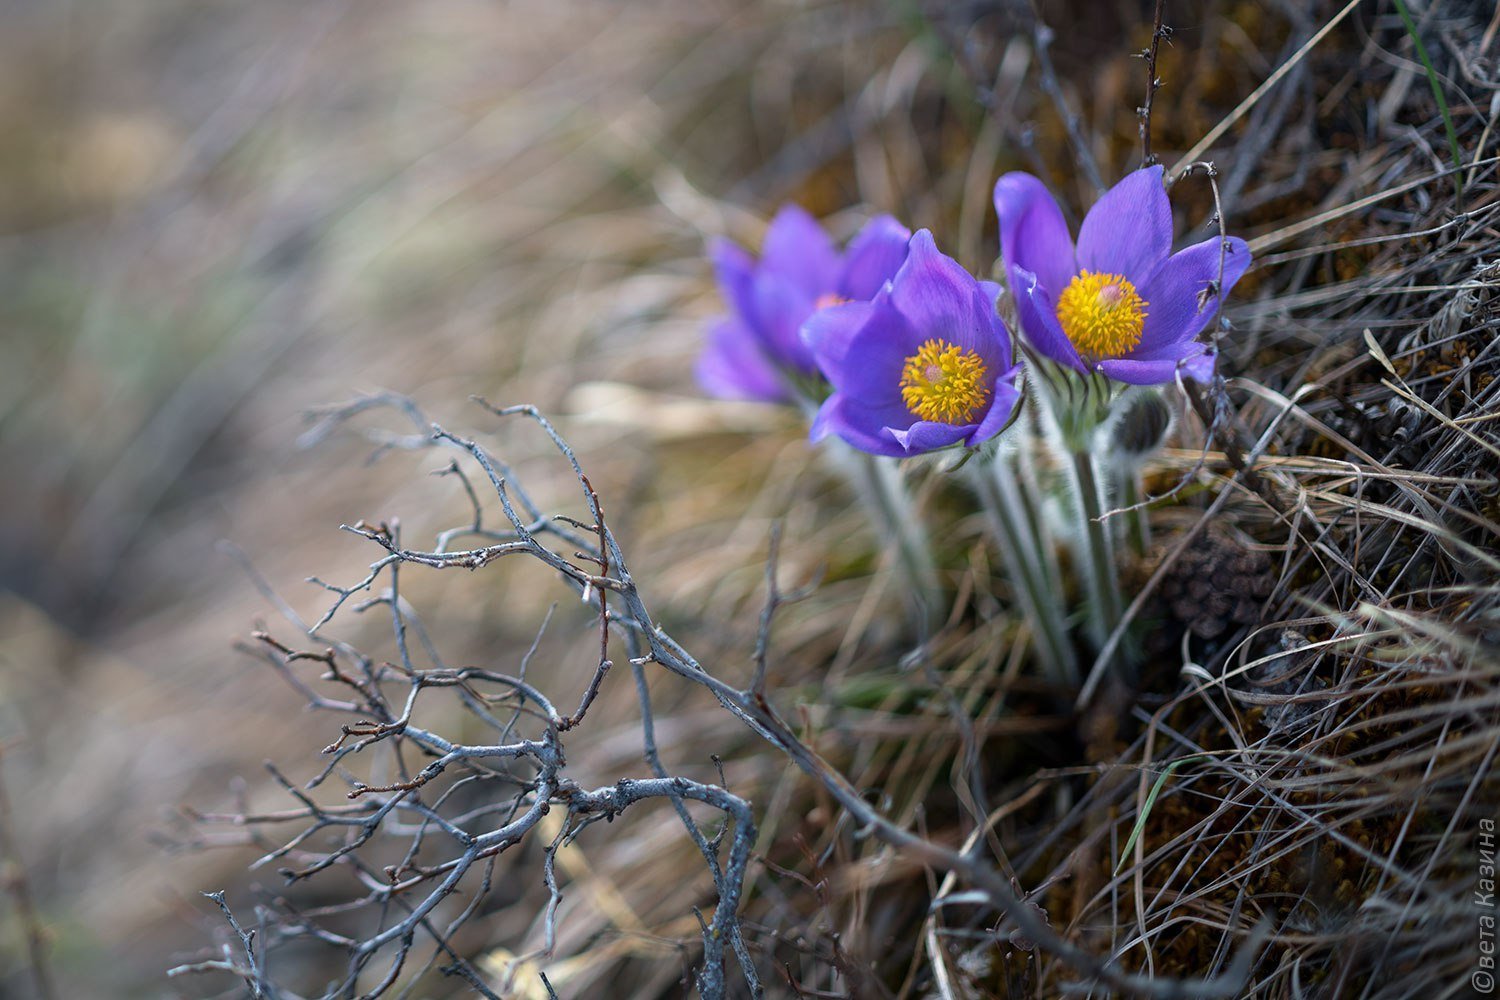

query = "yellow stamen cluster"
[814,293,851,310]
[1056,270,1148,359]
[899,339,990,424]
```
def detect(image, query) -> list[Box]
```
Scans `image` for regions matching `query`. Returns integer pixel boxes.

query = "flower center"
[899,339,990,424]
[1055,271,1148,359]
[814,293,851,310]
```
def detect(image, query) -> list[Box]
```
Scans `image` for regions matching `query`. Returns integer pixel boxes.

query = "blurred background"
[4,0,1495,997]
[0,1,778,993]
[0,2,975,993]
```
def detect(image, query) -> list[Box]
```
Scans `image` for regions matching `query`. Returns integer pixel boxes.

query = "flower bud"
[1109,389,1173,462]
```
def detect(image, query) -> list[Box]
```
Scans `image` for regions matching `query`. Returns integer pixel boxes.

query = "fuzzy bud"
[1109,389,1173,462]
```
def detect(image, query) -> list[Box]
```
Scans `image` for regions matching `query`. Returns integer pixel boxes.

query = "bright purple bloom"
[696,205,912,403]
[805,230,1021,457]
[992,165,1251,385]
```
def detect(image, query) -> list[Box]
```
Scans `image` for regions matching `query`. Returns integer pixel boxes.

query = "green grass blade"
[1114,755,1204,877]
[1392,0,1465,202]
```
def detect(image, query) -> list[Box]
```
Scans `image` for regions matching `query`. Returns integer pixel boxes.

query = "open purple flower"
[805,230,1020,457]
[696,205,912,403]
[993,165,1251,385]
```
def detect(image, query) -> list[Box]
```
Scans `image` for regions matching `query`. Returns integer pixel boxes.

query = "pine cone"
[1158,530,1275,640]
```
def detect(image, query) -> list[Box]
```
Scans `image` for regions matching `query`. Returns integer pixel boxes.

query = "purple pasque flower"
[805,230,1021,457]
[696,205,912,403]
[992,165,1251,385]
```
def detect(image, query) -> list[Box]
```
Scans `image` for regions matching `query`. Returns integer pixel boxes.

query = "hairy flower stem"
[1029,366,1132,672]
[970,455,1076,685]
[1067,447,1125,652]
[837,446,943,637]
[1119,469,1150,558]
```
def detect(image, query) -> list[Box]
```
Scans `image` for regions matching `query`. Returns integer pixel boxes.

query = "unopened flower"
[992,166,1251,385]
[1109,388,1174,462]
[697,205,911,403]
[805,231,1020,457]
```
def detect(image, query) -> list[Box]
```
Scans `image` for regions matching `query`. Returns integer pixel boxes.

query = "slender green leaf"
[1114,755,1205,877]
[1393,0,1465,202]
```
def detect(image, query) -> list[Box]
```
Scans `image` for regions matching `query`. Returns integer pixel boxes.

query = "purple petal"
[847,395,918,437]
[1076,165,1171,288]
[802,300,875,375]
[993,172,1076,296]
[1179,345,1217,383]
[839,215,911,300]
[809,394,841,443]
[813,394,910,457]
[1010,265,1085,371]
[762,204,840,298]
[696,318,789,402]
[889,230,994,355]
[710,238,758,328]
[1093,357,1181,385]
[1135,236,1251,355]
[832,294,917,404]
[971,282,1013,372]
[889,420,972,454]
[964,373,1021,447]
[752,272,818,374]
[1096,341,1215,385]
